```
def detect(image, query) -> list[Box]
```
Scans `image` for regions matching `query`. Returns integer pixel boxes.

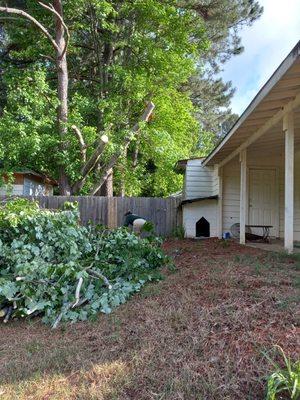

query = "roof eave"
[202,40,300,167]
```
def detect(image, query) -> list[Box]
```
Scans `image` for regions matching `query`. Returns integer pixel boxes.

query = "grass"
[0,238,299,400]
[265,346,300,400]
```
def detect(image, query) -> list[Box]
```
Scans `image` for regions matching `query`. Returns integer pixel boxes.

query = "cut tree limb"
[52,302,72,329]
[72,125,87,163]
[3,306,13,324]
[81,134,109,177]
[72,277,83,308]
[71,134,109,194]
[90,101,155,195]
[87,269,112,289]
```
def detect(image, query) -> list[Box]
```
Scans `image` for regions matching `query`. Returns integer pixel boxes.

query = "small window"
[196,217,210,238]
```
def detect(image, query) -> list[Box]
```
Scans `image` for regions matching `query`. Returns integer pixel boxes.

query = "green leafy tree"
[0,0,263,196]
[0,0,208,195]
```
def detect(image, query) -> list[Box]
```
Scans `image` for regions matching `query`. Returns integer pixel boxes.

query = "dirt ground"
[0,239,299,400]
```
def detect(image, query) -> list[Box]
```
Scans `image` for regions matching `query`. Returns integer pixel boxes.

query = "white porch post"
[283,111,294,253]
[217,166,223,239]
[240,149,247,244]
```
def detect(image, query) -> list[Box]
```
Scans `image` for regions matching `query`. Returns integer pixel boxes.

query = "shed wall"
[0,180,54,196]
[184,159,218,199]
[0,184,24,196]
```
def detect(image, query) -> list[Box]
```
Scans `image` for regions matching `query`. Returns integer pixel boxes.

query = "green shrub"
[141,221,155,233]
[266,346,300,400]
[0,199,168,327]
[172,225,185,239]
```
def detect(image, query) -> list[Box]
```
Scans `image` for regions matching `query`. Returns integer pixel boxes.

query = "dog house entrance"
[196,217,210,238]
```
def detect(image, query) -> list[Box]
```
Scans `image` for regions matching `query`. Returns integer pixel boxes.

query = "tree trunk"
[95,168,113,196]
[119,147,127,197]
[54,0,71,195]
[0,2,71,194]
[132,135,140,169]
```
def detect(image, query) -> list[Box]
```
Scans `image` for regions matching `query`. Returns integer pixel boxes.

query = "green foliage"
[0,0,263,196]
[0,199,168,326]
[172,225,185,239]
[0,67,58,172]
[0,0,208,195]
[266,346,300,400]
[0,198,40,240]
[141,221,155,233]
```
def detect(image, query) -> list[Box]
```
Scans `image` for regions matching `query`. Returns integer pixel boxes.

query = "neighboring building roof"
[203,40,300,166]
[181,195,218,206]
[14,169,58,186]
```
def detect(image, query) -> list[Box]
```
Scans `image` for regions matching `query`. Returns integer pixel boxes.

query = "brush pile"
[0,199,167,327]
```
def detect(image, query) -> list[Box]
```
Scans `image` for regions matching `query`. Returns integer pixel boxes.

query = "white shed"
[177,41,300,253]
[0,170,57,196]
[177,158,219,238]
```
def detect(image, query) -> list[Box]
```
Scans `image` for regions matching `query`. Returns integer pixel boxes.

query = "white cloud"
[221,0,300,115]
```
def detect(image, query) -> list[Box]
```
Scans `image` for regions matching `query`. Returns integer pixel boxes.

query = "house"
[179,41,300,253]
[0,170,57,196]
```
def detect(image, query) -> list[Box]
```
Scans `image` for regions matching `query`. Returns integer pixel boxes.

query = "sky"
[221,0,300,115]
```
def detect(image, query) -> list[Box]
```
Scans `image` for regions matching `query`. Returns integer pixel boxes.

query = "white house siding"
[183,200,218,238]
[221,151,300,241]
[184,159,217,199]
[212,165,219,196]
[222,157,241,233]
[222,154,282,235]
[293,152,300,240]
[183,149,300,240]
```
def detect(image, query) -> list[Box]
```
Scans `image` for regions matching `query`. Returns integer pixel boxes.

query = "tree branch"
[40,53,56,62]
[0,6,59,52]
[131,101,155,132]
[38,1,70,57]
[71,134,109,194]
[82,135,109,176]
[71,125,87,163]
[89,102,155,195]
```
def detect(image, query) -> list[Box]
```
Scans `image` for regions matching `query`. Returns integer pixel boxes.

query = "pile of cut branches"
[0,199,168,327]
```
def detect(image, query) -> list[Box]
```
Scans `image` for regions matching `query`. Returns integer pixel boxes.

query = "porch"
[203,43,300,253]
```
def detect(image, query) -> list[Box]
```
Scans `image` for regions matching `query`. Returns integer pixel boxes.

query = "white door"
[248,168,278,237]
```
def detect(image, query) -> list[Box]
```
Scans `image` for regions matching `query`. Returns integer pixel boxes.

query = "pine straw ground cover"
[0,239,299,400]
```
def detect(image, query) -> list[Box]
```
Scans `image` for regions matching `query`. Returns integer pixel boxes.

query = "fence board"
[0,195,181,236]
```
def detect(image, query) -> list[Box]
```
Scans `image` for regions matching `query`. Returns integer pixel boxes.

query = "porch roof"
[203,40,300,166]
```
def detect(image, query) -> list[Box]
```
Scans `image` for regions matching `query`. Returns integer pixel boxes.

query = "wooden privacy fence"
[0,196,182,237]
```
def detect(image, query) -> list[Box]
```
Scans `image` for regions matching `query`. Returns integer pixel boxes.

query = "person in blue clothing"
[123,211,147,235]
